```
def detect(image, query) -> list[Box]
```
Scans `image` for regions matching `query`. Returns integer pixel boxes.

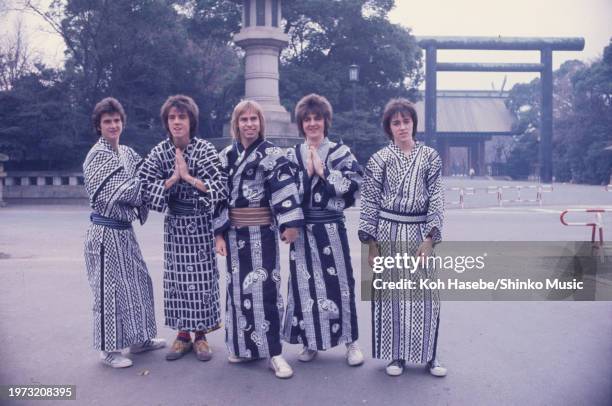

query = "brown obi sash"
[229,207,273,227]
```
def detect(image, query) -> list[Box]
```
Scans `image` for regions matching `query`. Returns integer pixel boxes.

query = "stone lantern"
[232,0,298,141]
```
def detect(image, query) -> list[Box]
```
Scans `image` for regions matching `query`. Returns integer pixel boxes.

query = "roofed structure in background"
[412,90,517,176]
[414,90,515,135]
[415,36,585,182]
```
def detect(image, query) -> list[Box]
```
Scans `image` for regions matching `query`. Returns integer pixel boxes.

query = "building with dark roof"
[414,90,517,176]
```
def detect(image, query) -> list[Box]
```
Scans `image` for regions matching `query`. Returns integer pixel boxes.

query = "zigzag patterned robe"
[215,138,304,359]
[83,138,157,351]
[358,142,444,363]
[282,138,362,350]
[139,137,226,332]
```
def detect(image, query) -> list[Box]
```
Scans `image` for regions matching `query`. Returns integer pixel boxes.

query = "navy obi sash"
[304,209,344,224]
[168,198,198,216]
[379,208,427,224]
[90,213,132,230]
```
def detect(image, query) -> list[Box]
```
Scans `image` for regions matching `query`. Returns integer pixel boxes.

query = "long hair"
[160,94,199,138]
[230,99,266,140]
[381,98,418,140]
[294,93,333,138]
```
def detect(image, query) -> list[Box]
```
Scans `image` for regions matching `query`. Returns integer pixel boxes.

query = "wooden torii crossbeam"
[416,36,585,182]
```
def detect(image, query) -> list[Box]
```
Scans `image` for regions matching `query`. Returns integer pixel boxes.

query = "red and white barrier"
[560,208,608,245]
[560,208,609,262]
[497,184,553,207]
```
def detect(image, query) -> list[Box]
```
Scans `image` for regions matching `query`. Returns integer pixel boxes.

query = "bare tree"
[0,18,38,90]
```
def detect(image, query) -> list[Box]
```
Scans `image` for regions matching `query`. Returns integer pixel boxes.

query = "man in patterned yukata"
[84,97,165,368]
[359,98,447,377]
[281,94,365,367]
[214,100,304,379]
[139,95,227,362]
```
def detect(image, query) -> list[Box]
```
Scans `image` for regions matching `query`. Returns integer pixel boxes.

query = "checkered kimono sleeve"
[358,151,385,243]
[83,144,144,216]
[423,149,444,243]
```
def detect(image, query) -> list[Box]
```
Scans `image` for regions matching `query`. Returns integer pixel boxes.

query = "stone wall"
[2,171,87,200]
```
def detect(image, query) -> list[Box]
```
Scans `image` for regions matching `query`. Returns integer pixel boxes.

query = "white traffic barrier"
[445,184,553,208]
[498,184,553,207]
[463,187,476,197]
[446,187,465,208]
[486,186,502,206]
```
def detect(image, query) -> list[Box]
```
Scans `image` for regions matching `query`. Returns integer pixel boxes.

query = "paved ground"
[0,179,611,406]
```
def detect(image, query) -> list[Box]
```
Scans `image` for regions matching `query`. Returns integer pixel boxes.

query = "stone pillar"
[233,0,298,140]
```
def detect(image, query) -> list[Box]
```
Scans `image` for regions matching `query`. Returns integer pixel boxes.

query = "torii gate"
[416,36,585,183]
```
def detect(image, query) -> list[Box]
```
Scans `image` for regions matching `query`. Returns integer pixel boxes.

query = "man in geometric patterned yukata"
[83,97,166,368]
[139,95,227,362]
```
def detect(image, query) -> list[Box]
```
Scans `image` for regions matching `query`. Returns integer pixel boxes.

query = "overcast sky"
[2,0,611,90]
[389,0,612,89]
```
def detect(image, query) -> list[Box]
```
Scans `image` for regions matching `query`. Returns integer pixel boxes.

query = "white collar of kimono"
[307,136,330,149]
[301,136,331,164]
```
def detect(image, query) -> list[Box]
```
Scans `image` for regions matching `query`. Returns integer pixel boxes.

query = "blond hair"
[230,99,266,140]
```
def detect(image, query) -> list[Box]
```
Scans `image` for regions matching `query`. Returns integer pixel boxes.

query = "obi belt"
[168,198,199,216]
[378,208,427,224]
[229,207,273,227]
[90,213,132,230]
[303,209,344,224]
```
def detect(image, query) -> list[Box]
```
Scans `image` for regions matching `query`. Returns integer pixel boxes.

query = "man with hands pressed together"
[282,94,364,368]
[140,95,227,363]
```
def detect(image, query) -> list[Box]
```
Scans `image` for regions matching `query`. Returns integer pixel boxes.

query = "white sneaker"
[228,354,253,363]
[385,359,404,376]
[269,355,294,379]
[298,346,318,362]
[129,338,167,354]
[100,351,133,368]
[345,342,364,366]
[428,359,447,377]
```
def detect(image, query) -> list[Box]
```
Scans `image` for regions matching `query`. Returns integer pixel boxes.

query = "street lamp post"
[349,64,359,148]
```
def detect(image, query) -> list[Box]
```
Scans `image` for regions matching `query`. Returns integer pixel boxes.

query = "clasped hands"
[165,148,205,191]
[306,146,325,178]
